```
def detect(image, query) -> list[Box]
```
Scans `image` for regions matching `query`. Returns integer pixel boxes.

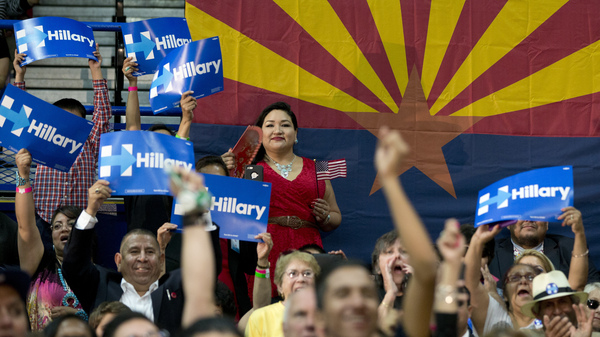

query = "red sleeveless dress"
[258,157,326,297]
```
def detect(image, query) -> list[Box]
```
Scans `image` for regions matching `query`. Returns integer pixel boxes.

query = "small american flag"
[315,159,347,180]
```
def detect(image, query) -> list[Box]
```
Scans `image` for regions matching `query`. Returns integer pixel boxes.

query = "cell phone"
[244,165,263,181]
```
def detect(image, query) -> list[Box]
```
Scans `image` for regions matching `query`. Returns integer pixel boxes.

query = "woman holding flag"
[223,101,342,298]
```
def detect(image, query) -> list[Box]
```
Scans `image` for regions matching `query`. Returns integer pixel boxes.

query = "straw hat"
[521,270,587,318]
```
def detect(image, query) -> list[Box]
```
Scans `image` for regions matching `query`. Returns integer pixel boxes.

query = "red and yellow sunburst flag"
[185,0,600,262]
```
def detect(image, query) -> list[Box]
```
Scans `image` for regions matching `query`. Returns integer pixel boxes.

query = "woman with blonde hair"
[515,249,585,290]
[245,251,320,337]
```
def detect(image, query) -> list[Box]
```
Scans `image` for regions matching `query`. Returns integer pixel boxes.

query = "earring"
[294,139,298,144]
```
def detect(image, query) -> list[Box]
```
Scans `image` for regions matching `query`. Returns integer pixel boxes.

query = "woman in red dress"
[225,101,342,298]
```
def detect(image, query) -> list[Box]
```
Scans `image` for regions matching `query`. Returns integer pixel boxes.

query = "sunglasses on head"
[588,299,599,310]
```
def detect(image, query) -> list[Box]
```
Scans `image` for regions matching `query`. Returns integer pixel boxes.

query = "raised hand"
[375,126,409,179]
[13,49,27,82]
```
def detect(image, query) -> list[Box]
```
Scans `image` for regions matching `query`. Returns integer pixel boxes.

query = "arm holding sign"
[13,49,26,88]
[62,180,111,314]
[15,148,43,276]
[123,56,141,131]
[558,207,589,291]
[238,232,273,331]
[176,91,196,140]
[88,44,112,153]
[157,222,177,278]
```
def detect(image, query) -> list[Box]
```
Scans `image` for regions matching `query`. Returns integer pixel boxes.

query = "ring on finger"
[125,66,130,71]
[570,215,574,220]
[95,188,100,194]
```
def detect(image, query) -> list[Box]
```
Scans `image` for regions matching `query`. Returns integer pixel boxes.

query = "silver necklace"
[268,154,296,178]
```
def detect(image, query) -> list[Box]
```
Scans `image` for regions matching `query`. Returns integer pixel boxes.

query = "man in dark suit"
[488,206,600,288]
[62,180,184,334]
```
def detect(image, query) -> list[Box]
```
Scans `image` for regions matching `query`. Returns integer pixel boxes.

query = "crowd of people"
[1,36,600,337]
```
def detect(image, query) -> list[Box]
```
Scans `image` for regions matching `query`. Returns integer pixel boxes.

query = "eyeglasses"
[287,270,314,279]
[506,273,536,284]
[51,222,74,232]
[588,299,600,310]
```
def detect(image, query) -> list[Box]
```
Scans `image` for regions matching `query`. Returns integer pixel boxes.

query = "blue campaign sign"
[98,131,195,195]
[0,85,93,172]
[14,17,97,66]
[150,37,223,114]
[475,166,574,227]
[170,174,271,242]
[122,17,192,76]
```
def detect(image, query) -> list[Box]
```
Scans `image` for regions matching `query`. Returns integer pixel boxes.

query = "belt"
[268,216,317,230]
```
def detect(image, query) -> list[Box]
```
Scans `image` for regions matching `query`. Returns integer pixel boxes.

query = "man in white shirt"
[62,180,184,334]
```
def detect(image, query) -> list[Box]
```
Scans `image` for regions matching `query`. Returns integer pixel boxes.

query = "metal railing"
[0,2,184,192]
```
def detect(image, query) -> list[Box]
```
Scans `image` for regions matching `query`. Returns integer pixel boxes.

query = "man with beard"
[488,208,600,288]
[522,270,592,336]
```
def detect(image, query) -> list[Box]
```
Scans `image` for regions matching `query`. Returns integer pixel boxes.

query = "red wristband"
[128,86,138,91]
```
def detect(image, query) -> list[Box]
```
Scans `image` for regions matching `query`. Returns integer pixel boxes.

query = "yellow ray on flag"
[429,0,568,115]
[451,39,600,117]
[367,0,409,97]
[421,0,467,99]
[274,0,399,113]
[186,3,377,113]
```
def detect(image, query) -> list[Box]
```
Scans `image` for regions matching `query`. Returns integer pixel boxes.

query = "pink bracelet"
[128,86,138,91]
[16,187,32,194]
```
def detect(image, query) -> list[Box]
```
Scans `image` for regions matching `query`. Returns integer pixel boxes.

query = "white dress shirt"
[120,278,159,321]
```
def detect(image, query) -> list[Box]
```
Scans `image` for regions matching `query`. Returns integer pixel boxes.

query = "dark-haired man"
[63,181,184,334]
[522,270,591,336]
[13,46,112,249]
[489,209,600,288]
[316,262,379,337]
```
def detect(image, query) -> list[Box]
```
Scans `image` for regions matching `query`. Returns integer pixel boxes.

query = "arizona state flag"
[185,0,600,264]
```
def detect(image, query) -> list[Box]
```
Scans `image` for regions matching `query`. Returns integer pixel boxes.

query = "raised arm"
[13,49,26,84]
[558,207,588,290]
[176,91,196,140]
[62,180,111,313]
[157,222,178,278]
[374,127,438,337]
[88,44,112,153]
[312,180,341,232]
[238,232,274,331]
[15,148,43,276]
[171,168,216,326]
[433,219,466,337]
[464,224,502,335]
[123,56,141,131]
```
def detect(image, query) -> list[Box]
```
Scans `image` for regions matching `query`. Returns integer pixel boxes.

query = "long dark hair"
[252,102,298,164]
